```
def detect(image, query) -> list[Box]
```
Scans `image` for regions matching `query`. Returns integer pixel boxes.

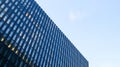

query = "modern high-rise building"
[0,0,88,67]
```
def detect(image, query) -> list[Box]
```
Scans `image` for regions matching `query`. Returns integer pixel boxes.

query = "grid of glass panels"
[0,0,88,67]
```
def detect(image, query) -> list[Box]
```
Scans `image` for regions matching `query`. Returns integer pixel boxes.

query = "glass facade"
[0,0,88,67]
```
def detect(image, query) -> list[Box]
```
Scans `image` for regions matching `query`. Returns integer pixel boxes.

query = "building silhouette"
[0,0,88,67]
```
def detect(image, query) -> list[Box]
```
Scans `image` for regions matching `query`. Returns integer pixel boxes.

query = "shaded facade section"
[0,0,88,67]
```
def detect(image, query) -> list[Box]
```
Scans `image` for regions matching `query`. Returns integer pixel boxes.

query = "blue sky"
[35,0,120,67]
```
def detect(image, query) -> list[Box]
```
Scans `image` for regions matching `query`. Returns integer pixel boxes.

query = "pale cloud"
[68,10,89,22]
[68,10,81,22]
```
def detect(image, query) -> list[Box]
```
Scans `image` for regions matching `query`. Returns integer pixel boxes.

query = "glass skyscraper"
[0,0,88,67]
